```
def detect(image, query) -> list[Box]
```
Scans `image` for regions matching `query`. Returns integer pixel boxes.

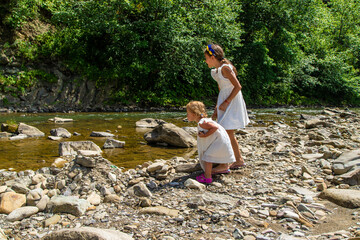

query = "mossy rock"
[1,123,18,133]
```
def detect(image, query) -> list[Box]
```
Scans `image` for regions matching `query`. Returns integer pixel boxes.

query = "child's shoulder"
[199,118,216,126]
[220,64,233,72]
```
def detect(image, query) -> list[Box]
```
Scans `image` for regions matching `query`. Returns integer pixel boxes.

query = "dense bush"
[1,0,359,107]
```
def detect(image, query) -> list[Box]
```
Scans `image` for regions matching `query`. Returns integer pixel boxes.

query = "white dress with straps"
[197,118,235,170]
[211,64,250,130]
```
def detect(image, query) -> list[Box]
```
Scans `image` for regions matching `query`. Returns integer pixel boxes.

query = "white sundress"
[211,64,250,130]
[197,118,235,171]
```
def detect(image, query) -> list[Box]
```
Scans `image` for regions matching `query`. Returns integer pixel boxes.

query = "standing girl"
[204,44,250,169]
[186,101,235,183]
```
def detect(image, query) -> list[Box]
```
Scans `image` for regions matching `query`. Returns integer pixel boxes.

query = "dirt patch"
[16,19,54,41]
[310,201,358,235]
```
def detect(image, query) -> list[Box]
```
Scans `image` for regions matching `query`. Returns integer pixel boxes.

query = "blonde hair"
[204,43,238,76]
[186,101,208,118]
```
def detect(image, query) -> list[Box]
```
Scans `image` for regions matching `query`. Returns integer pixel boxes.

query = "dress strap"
[217,64,234,78]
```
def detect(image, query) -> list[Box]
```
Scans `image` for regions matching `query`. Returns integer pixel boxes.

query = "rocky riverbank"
[1,108,360,240]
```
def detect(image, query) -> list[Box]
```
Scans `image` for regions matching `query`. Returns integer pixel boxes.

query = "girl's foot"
[196,174,212,184]
[230,162,246,170]
[212,169,230,175]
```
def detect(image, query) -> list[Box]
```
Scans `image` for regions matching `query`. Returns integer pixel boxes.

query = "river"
[1,107,358,171]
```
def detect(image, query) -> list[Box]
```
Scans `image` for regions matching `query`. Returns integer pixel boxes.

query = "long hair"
[186,101,208,118]
[204,44,238,76]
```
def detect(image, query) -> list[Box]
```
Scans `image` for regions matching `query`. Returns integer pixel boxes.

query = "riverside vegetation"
[0,0,360,110]
[0,108,360,239]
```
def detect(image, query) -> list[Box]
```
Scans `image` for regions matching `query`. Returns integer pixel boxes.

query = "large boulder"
[17,123,45,137]
[144,123,196,148]
[59,141,102,156]
[136,118,166,128]
[42,227,134,240]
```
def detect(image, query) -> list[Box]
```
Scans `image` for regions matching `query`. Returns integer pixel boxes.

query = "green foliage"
[1,0,360,107]
[0,69,55,95]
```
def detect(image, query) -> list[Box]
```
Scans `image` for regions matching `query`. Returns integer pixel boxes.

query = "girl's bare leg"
[226,130,245,167]
[204,162,213,179]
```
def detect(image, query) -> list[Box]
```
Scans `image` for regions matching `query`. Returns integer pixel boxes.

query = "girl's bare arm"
[198,121,218,138]
[218,66,241,111]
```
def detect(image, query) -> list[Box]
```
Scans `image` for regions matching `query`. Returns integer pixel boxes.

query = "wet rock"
[144,123,196,148]
[17,123,45,137]
[182,126,197,136]
[1,123,18,133]
[9,133,27,140]
[48,136,62,140]
[90,131,115,137]
[0,132,12,138]
[103,138,125,149]
[48,117,74,123]
[59,141,102,156]
[136,118,166,128]
[50,127,72,138]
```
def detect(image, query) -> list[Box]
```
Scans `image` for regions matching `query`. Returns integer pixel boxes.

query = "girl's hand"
[219,100,229,111]
[199,121,218,137]
[211,108,218,120]
[198,131,206,138]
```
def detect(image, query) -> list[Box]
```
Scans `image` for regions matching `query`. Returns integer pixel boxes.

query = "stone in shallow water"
[17,123,45,137]
[90,131,115,137]
[103,138,125,149]
[59,141,102,156]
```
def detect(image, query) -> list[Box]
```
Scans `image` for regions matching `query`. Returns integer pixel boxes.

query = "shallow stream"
[0,107,358,171]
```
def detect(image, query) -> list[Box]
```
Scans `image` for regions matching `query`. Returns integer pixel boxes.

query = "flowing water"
[0,107,358,171]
